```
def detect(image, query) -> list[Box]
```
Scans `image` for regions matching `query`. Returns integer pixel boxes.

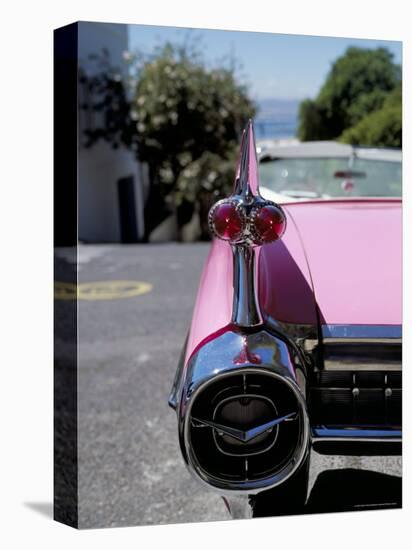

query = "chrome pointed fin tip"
[243,119,254,149]
[245,119,255,138]
[235,119,259,198]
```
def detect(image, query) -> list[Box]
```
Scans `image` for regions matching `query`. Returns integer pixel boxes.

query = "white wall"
[77,22,145,242]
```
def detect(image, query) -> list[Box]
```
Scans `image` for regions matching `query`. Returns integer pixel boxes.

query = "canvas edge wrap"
[54,22,79,528]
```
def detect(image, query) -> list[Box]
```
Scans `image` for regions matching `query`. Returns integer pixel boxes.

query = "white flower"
[178,152,192,166]
[159,167,174,183]
[153,115,166,126]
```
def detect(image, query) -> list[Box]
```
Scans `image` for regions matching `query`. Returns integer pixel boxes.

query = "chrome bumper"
[312,427,401,455]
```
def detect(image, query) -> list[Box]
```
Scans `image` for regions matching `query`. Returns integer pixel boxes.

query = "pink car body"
[169,121,401,515]
[186,197,402,362]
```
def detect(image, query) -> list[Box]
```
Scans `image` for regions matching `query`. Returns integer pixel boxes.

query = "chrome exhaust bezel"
[181,366,310,495]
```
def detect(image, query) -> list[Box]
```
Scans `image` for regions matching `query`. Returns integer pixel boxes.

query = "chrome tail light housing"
[208,120,286,248]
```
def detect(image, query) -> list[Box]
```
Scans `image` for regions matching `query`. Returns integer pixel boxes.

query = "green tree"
[340,85,402,147]
[298,47,401,142]
[298,99,330,141]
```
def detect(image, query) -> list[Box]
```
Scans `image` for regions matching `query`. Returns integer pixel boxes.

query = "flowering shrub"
[81,43,255,238]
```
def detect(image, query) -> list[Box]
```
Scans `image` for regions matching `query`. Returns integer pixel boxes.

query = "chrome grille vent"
[185,369,309,492]
[309,370,402,426]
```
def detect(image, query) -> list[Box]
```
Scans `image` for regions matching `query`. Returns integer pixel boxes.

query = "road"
[55,243,401,528]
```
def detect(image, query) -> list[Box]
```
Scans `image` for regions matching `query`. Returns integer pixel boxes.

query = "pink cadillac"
[169,121,401,518]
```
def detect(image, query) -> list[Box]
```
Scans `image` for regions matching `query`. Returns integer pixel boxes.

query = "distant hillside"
[254,98,300,139]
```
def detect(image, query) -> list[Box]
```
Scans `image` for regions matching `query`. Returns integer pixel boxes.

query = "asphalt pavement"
[55,243,401,528]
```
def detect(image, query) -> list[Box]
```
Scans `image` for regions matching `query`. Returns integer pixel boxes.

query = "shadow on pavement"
[253,468,401,518]
[305,468,401,514]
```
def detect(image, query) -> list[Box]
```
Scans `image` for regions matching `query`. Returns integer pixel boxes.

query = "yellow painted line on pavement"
[54,280,153,301]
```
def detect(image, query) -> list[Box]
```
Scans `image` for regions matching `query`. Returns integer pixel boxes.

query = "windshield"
[259,157,402,199]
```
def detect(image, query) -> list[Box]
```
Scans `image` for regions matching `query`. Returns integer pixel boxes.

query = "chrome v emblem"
[192,412,297,443]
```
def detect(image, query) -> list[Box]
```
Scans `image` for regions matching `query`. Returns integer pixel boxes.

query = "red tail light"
[208,119,287,247]
[250,204,286,244]
[208,199,246,242]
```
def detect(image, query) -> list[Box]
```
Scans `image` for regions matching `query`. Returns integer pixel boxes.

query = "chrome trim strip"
[312,428,402,441]
[322,325,402,339]
[168,331,188,410]
[324,338,402,344]
[313,438,402,444]
[323,362,402,371]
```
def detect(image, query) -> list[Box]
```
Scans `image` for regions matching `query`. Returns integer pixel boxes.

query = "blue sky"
[128,24,402,101]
